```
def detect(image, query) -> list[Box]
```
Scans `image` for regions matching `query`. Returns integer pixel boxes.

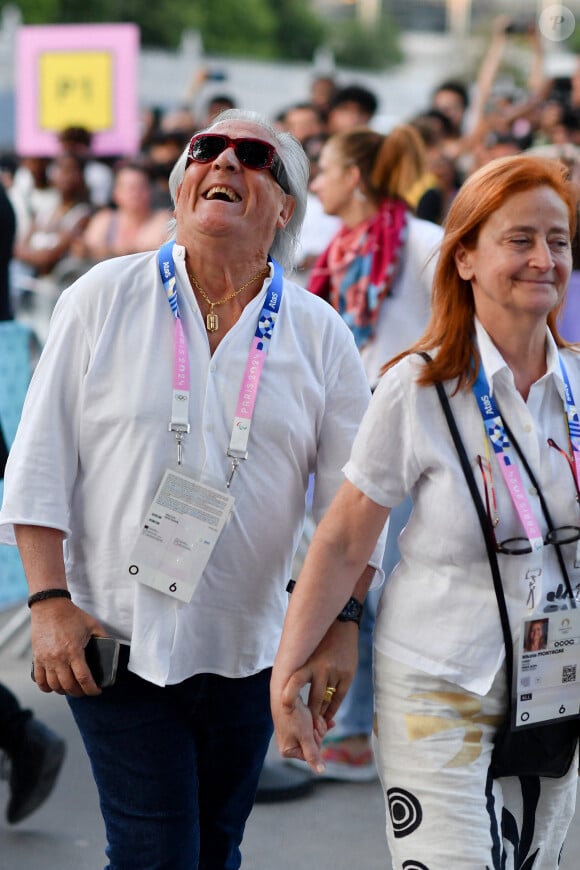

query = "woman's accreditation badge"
[514,610,580,729]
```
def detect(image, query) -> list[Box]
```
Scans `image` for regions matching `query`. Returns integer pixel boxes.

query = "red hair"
[383,154,580,390]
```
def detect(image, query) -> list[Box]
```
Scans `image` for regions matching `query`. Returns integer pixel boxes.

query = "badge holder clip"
[169,422,190,466]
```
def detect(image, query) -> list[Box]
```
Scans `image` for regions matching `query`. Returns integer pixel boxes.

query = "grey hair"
[167,109,309,272]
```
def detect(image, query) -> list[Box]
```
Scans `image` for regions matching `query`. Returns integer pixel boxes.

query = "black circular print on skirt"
[402,862,430,870]
[387,787,423,838]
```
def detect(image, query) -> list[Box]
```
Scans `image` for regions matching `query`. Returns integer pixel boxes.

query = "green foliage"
[5,0,400,67]
[5,0,325,55]
[4,0,192,47]
[187,0,278,58]
[3,0,61,22]
[267,0,326,61]
[564,29,580,56]
[328,15,403,70]
[101,0,192,49]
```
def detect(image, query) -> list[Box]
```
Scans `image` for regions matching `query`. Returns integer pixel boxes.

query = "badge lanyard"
[158,242,191,465]
[558,357,580,497]
[472,365,545,556]
[473,356,580,585]
[157,242,283,483]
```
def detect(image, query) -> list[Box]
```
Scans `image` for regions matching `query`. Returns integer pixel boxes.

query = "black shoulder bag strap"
[0,423,8,479]
[417,352,514,682]
[418,353,579,776]
[419,352,577,677]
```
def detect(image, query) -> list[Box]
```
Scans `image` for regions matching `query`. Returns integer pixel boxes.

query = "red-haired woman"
[272,154,580,867]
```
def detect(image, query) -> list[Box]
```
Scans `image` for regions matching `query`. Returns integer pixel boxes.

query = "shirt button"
[523,423,532,433]
[529,486,537,495]
[209,363,216,373]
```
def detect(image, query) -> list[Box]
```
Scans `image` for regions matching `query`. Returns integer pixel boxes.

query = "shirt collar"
[474,316,566,401]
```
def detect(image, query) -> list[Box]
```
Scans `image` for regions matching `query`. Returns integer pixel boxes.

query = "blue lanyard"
[157,242,284,478]
[559,357,580,490]
[472,355,580,551]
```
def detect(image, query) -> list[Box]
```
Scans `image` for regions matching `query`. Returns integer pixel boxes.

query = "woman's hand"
[272,675,328,773]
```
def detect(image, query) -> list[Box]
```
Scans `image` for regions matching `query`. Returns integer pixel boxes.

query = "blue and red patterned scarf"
[308,198,408,349]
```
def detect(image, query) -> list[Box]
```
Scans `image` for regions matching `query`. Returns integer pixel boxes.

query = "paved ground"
[1,608,580,869]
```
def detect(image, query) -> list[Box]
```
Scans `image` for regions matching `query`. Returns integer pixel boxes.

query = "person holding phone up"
[0,110,385,869]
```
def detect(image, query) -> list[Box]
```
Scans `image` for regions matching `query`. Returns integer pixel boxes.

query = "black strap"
[419,351,580,724]
[418,352,515,687]
[0,422,8,479]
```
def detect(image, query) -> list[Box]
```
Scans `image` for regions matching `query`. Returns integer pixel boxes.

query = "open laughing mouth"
[203,186,241,203]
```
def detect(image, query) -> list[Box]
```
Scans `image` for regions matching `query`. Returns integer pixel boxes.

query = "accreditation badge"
[514,610,580,728]
[128,466,235,603]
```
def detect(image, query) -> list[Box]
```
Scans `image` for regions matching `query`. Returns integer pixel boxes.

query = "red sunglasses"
[186,133,290,194]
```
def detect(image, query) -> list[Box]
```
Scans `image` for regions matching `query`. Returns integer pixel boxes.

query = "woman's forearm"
[273,481,389,686]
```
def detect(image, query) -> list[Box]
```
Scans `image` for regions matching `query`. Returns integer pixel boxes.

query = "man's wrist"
[286,580,363,628]
[336,596,363,627]
[27,589,72,608]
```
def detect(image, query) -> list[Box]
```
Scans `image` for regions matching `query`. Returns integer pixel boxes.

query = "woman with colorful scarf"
[308,124,443,390]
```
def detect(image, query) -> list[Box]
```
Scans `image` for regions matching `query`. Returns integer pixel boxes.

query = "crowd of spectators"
[1,15,580,344]
[0,14,579,819]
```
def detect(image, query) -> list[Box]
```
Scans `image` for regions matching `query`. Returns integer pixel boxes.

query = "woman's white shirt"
[344,319,580,694]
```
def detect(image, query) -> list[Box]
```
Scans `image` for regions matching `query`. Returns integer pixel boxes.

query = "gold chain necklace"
[187,265,270,333]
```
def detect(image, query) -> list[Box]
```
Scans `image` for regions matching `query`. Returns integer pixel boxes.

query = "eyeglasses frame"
[476,453,580,555]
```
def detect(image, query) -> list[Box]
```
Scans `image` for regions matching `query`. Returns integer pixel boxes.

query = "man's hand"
[293,618,359,725]
[273,679,328,774]
[16,525,107,697]
[30,598,107,697]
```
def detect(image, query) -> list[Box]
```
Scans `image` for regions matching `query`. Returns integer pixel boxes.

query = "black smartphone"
[505,20,533,35]
[84,636,120,688]
[31,636,120,688]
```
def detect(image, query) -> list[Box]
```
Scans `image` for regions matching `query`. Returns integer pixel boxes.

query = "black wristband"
[27,589,72,608]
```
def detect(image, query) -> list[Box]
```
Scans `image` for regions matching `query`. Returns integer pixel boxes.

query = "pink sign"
[16,23,140,157]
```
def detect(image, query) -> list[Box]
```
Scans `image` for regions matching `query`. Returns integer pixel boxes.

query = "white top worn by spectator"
[0,245,385,686]
[292,192,341,287]
[360,215,443,389]
[345,319,580,695]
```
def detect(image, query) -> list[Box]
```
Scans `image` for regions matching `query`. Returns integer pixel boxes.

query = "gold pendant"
[206,311,219,332]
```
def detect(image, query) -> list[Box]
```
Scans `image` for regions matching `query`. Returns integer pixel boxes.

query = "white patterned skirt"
[373,650,578,869]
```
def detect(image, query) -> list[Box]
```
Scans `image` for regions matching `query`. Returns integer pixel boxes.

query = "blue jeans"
[68,648,273,870]
[331,497,412,739]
